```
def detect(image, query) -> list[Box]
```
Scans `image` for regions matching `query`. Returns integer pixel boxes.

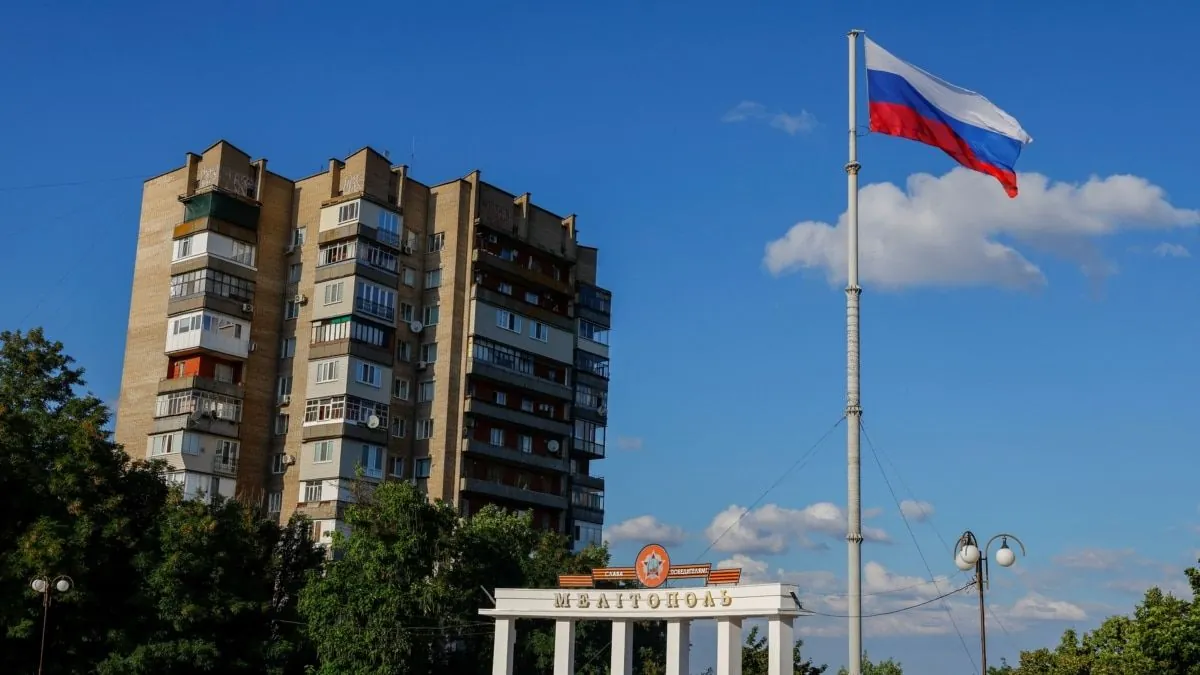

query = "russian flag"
[865,38,1032,198]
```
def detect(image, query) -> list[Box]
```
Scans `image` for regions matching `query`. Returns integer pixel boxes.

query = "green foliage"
[742,624,828,674]
[836,651,904,675]
[1010,564,1200,675]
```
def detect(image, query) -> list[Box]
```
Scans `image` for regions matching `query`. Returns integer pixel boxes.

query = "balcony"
[153,390,241,438]
[473,248,572,296]
[165,312,250,360]
[572,437,605,459]
[212,454,239,476]
[473,286,573,332]
[354,297,396,323]
[577,284,611,327]
[460,477,568,511]
[316,240,398,287]
[574,351,609,381]
[157,375,243,398]
[463,439,567,473]
[465,398,571,436]
[180,190,260,230]
[571,487,605,523]
[572,473,605,490]
[467,341,572,401]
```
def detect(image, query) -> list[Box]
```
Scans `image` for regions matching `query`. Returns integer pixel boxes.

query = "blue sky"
[3,1,1199,672]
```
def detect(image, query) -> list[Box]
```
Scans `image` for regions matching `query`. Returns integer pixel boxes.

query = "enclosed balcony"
[467,337,572,401]
[571,487,605,523]
[165,310,251,360]
[181,190,260,230]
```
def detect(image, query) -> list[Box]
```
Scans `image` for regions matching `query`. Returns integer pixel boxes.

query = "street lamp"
[30,575,73,675]
[954,531,1025,674]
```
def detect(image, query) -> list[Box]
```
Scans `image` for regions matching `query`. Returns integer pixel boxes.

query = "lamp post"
[954,531,1025,674]
[30,575,73,675]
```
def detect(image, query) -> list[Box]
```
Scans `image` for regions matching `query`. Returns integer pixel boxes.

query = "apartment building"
[115,140,611,552]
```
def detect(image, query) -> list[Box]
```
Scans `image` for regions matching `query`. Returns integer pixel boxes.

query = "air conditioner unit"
[293,294,308,305]
[249,341,258,352]
[416,361,428,370]
[486,234,498,244]
[280,395,291,405]
[285,244,296,254]
[402,244,414,255]
[283,454,296,465]
[241,303,254,313]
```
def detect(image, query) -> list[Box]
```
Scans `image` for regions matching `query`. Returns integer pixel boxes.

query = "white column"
[767,616,795,675]
[715,618,742,675]
[554,619,576,675]
[665,619,691,675]
[611,620,634,675]
[491,618,516,675]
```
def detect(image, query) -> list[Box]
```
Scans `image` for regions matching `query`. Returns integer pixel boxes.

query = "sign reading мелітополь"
[553,589,734,611]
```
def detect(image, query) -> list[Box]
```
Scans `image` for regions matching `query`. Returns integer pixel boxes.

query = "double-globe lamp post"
[30,575,73,675]
[955,531,1026,674]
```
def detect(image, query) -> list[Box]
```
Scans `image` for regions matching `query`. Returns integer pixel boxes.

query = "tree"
[836,652,904,675]
[1010,563,1200,675]
[732,624,827,675]
[0,328,172,674]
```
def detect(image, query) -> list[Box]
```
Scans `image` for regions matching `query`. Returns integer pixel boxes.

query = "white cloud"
[763,168,1199,290]
[1153,242,1191,258]
[898,500,935,523]
[722,100,818,136]
[704,502,889,555]
[723,555,1087,637]
[615,436,644,451]
[604,515,686,546]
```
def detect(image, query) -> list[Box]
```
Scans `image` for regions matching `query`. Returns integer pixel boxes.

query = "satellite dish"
[597,404,608,415]
[409,320,424,333]
[366,415,381,429]
[547,440,560,453]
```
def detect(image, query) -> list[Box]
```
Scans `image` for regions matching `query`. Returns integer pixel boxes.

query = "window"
[391,417,407,438]
[174,236,194,259]
[424,268,442,288]
[324,282,344,305]
[315,359,340,383]
[524,291,539,304]
[275,413,290,435]
[356,361,382,387]
[169,269,255,302]
[389,456,404,477]
[284,300,299,320]
[576,351,610,379]
[576,384,603,410]
[521,399,534,413]
[303,395,388,426]
[213,363,235,383]
[378,210,400,235]
[359,444,384,479]
[497,310,521,333]
[319,240,354,266]
[150,434,173,456]
[303,481,323,502]
[271,453,287,474]
[530,321,549,342]
[416,419,434,440]
[276,376,292,401]
[427,232,445,252]
[402,267,416,286]
[499,247,517,261]
[400,302,414,322]
[292,227,307,247]
[266,491,282,514]
[313,440,334,463]
[489,428,504,447]
[417,380,435,403]
[393,378,410,400]
[354,281,395,321]
[579,320,610,346]
[518,434,533,454]
[422,303,440,326]
[338,201,359,223]
[397,340,412,362]
[420,342,438,364]
[494,391,507,406]
[288,263,302,283]
[280,337,295,359]
[230,240,256,266]
[414,457,432,478]
[155,390,242,421]
[498,282,513,295]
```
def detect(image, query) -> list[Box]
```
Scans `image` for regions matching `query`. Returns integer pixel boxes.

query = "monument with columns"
[479,544,804,675]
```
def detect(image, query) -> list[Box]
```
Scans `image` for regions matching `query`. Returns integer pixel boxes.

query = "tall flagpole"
[845,28,865,675]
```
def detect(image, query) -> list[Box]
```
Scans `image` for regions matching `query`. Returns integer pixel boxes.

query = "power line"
[862,421,979,675]
[799,581,975,618]
[695,415,845,560]
[0,174,144,193]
